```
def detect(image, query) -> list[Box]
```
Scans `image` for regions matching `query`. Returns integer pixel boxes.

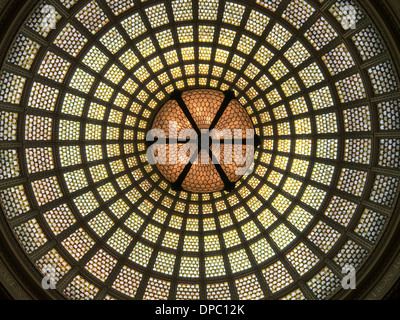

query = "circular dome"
[0,0,399,301]
[149,89,258,193]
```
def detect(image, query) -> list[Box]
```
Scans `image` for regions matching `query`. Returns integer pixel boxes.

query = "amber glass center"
[148,89,259,193]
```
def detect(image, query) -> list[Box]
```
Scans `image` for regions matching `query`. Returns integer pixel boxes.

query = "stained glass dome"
[0,0,400,300]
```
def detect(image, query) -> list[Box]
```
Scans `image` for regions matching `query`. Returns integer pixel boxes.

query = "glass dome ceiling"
[0,0,399,300]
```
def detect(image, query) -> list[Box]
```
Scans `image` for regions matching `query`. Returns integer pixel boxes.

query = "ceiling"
[0,0,400,300]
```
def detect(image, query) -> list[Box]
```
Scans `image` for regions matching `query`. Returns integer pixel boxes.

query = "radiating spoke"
[211,134,261,147]
[209,90,236,131]
[208,149,236,192]
[170,90,201,136]
[146,137,192,147]
[171,148,199,191]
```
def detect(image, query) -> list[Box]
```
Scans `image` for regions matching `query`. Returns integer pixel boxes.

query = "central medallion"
[147,89,260,193]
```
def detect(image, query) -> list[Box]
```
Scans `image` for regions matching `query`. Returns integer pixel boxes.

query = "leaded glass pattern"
[0,0,399,301]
